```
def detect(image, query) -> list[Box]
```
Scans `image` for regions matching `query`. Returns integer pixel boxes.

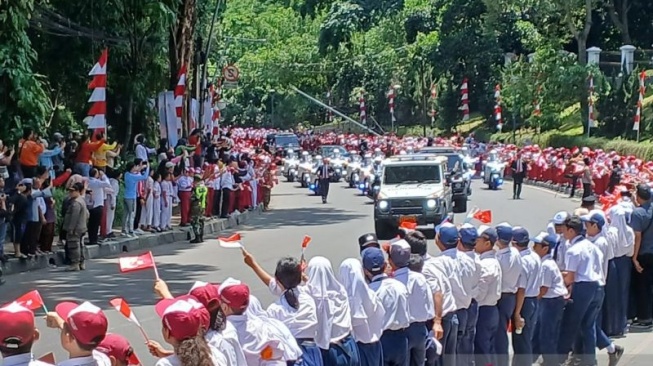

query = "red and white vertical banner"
[174,64,187,132]
[84,49,108,131]
[494,84,502,129]
[326,90,333,123]
[210,80,222,135]
[461,78,470,122]
[588,76,596,129]
[388,85,396,124]
[359,91,367,125]
[634,71,646,133]
[429,84,437,124]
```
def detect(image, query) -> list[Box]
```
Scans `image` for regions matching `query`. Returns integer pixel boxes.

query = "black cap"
[582,195,596,204]
[358,233,380,250]
[68,182,85,192]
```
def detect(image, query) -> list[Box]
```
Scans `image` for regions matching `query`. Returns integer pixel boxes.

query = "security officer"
[190,174,208,243]
[315,157,333,204]
[581,195,596,211]
[511,227,542,366]
[358,233,381,252]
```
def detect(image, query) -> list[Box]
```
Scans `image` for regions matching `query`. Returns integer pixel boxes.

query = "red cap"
[218,279,250,310]
[55,301,108,346]
[97,333,141,365]
[188,281,220,309]
[155,296,206,341]
[0,302,35,349]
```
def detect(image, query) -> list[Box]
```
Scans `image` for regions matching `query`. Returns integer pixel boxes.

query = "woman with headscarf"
[603,205,634,337]
[339,258,385,366]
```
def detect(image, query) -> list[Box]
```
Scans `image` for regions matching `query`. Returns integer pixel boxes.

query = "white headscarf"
[338,258,385,343]
[608,205,635,257]
[306,256,352,349]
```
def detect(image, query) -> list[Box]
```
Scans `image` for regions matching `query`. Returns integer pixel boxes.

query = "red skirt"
[238,183,253,211]
[179,191,192,224]
[205,188,215,217]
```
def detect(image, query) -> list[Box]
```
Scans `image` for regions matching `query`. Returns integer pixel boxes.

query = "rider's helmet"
[373,156,383,164]
[333,148,341,158]
[488,149,498,162]
[399,150,407,155]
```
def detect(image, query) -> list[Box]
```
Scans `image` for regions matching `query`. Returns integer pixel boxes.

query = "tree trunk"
[578,38,590,136]
[606,0,632,45]
[123,92,135,150]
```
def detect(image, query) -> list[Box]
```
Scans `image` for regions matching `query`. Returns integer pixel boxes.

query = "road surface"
[0,179,649,365]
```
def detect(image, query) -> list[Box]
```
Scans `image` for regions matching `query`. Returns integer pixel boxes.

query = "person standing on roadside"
[121,161,150,237]
[18,128,45,179]
[510,152,528,200]
[630,184,653,329]
[63,182,89,271]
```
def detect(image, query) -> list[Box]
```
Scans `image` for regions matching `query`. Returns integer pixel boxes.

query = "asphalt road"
[1,179,651,365]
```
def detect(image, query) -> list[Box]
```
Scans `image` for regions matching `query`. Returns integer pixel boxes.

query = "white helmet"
[302,151,309,156]
[374,157,383,163]
[315,155,323,160]
[287,149,294,154]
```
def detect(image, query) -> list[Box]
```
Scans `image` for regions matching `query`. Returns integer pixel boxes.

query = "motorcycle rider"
[315,157,334,204]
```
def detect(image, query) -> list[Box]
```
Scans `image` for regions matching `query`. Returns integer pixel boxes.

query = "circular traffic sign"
[222,65,240,82]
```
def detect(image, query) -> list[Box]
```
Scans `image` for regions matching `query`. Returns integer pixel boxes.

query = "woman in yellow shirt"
[92,141,119,171]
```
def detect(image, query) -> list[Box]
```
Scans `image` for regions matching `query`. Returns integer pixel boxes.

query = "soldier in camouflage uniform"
[190,174,208,243]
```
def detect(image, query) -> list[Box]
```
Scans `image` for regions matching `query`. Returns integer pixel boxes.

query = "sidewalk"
[1,208,261,277]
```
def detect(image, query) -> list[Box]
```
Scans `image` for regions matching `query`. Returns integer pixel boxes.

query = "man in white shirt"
[511,227,542,366]
[548,211,569,270]
[87,168,112,245]
[455,223,481,366]
[493,223,521,366]
[362,247,410,366]
[557,216,604,366]
[473,226,502,366]
[531,232,567,366]
[0,302,53,366]
[388,239,434,366]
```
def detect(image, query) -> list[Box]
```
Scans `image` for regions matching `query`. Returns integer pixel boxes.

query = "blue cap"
[478,225,498,244]
[459,223,478,247]
[512,227,530,245]
[437,223,459,247]
[495,222,513,243]
[361,247,386,272]
[531,232,558,246]
[581,210,606,229]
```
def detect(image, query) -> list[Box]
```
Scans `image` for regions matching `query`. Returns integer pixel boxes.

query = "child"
[139,169,154,232]
[160,172,174,231]
[0,302,52,365]
[152,173,162,232]
[105,170,121,238]
[97,333,141,366]
[177,168,194,226]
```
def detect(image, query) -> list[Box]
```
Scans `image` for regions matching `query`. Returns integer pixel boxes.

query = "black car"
[417,147,470,213]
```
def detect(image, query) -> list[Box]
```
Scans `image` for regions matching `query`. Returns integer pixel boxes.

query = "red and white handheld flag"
[109,298,149,341]
[473,209,493,224]
[301,235,312,249]
[84,49,108,131]
[119,251,159,278]
[15,290,47,312]
[38,352,55,364]
[218,233,243,249]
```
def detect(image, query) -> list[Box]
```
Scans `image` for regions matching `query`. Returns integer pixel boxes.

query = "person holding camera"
[122,160,150,237]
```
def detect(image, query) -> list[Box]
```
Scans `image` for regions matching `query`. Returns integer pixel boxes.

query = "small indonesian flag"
[15,290,45,311]
[473,210,493,224]
[119,252,155,273]
[301,235,312,249]
[38,352,55,364]
[109,298,141,326]
[218,233,243,248]
[399,222,417,230]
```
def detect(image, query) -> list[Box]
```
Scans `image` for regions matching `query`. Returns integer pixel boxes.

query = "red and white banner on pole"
[210,80,222,135]
[429,84,437,123]
[494,84,502,129]
[461,78,470,122]
[359,91,367,125]
[588,76,596,128]
[84,49,108,131]
[174,65,187,132]
[388,86,396,124]
[634,71,646,131]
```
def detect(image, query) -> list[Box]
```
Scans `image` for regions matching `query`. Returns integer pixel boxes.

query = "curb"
[2,207,262,277]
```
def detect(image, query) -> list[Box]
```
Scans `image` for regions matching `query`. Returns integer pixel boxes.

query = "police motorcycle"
[372,147,385,160]
[308,155,324,195]
[357,154,375,194]
[328,148,346,182]
[365,157,384,201]
[282,149,300,182]
[298,151,316,188]
[344,151,363,188]
[482,149,506,190]
[459,146,476,195]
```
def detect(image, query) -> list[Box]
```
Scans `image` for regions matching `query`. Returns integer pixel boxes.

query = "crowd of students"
[1,178,648,366]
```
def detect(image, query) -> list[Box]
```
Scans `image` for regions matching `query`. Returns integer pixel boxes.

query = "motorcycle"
[483,160,506,190]
[366,175,381,201]
[330,159,345,182]
[344,154,362,188]
[283,155,300,182]
[297,157,316,188]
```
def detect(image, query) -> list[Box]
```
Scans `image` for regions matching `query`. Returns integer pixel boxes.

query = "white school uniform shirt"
[155,347,228,366]
[221,170,235,190]
[228,313,299,366]
[517,248,543,298]
[608,206,635,258]
[462,250,482,300]
[338,258,385,343]
[496,246,523,294]
[392,267,435,323]
[153,180,162,200]
[246,295,303,362]
[586,233,612,286]
[422,254,457,316]
[565,235,604,284]
[369,274,411,331]
[430,249,469,310]
[475,250,502,307]
[109,178,120,207]
[2,353,53,366]
[206,322,248,366]
[540,254,568,298]
[177,176,193,191]
[267,278,320,339]
[56,351,110,366]
[87,175,111,208]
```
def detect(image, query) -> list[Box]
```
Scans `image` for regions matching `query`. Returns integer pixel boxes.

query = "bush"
[546,134,653,161]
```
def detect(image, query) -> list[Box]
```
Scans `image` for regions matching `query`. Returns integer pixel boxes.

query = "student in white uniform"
[160,172,174,230]
[305,257,360,365]
[531,232,567,366]
[388,239,435,366]
[493,223,522,366]
[139,171,154,230]
[510,227,542,366]
[548,211,569,270]
[105,170,121,238]
[557,215,603,366]
[362,247,411,366]
[44,301,111,366]
[405,230,456,366]
[456,223,481,365]
[473,226,502,366]
[0,302,53,366]
[580,211,624,364]
[152,173,163,231]
[153,296,227,366]
[339,258,385,366]
[151,279,247,366]
[97,333,142,366]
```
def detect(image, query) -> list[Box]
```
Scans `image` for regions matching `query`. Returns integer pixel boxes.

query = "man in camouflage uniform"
[190,174,208,243]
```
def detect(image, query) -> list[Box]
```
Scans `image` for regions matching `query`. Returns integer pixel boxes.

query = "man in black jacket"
[315,157,334,204]
[510,153,528,199]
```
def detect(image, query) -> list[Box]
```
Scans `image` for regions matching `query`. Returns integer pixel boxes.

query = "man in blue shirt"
[121,161,149,237]
[631,184,653,329]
